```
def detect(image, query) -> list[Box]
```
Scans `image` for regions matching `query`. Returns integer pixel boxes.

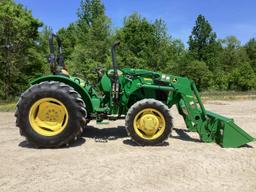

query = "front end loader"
[15,35,255,148]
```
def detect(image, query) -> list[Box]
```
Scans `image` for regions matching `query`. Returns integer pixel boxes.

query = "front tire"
[15,81,87,148]
[125,99,173,146]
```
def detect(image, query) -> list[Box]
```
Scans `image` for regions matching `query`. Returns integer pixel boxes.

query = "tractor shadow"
[83,125,170,146]
[18,125,127,149]
[122,139,169,147]
[80,126,203,146]
[171,128,253,148]
[19,126,252,148]
[19,141,35,149]
[124,128,202,146]
[18,138,86,149]
[18,126,201,149]
[171,128,201,143]
[82,125,128,142]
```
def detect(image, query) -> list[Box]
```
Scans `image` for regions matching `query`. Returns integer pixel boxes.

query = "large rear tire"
[15,81,87,148]
[125,99,173,146]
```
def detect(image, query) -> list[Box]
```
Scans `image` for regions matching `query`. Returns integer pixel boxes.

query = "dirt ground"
[0,100,255,192]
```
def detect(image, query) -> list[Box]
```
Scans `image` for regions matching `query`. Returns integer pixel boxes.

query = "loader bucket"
[206,111,255,148]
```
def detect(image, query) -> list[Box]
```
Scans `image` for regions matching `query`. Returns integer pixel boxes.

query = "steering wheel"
[92,67,105,79]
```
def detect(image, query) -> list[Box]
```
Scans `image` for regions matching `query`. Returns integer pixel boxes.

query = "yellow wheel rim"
[29,98,69,137]
[133,108,166,140]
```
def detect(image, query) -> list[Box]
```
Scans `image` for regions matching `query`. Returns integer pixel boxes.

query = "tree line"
[0,0,256,100]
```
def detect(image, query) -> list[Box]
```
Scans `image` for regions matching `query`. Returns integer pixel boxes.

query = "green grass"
[0,96,19,112]
[201,90,256,100]
[0,102,16,112]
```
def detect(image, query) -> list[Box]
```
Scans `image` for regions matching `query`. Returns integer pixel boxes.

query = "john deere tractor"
[15,34,255,148]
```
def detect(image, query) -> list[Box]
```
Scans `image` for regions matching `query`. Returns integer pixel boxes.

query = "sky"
[15,0,256,45]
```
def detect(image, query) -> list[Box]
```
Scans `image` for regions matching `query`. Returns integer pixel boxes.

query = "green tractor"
[15,34,255,148]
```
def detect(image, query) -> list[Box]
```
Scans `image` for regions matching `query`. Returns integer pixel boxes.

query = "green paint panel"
[31,75,95,113]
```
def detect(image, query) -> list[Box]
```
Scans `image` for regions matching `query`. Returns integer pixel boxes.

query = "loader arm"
[168,76,255,148]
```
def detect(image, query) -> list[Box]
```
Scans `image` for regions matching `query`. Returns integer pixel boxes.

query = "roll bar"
[48,33,64,74]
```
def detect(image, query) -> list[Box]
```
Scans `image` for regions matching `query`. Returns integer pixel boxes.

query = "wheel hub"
[37,102,65,129]
[29,98,68,136]
[133,108,166,140]
[139,114,159,135]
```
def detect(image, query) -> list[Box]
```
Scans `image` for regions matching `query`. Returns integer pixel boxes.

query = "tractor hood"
[121,68,176,84]
[122,68,162,78]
